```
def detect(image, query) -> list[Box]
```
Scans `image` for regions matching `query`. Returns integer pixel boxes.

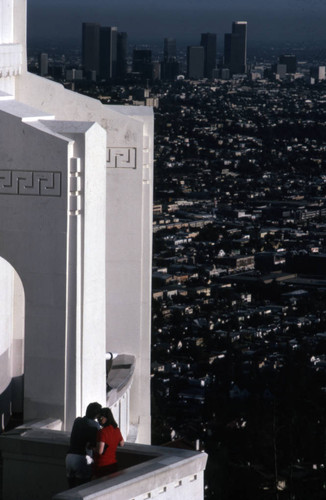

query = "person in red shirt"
[94,407,124,478]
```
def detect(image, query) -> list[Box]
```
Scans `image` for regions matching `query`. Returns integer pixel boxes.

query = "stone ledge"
[0,428,207,500]
[54,442,207,500]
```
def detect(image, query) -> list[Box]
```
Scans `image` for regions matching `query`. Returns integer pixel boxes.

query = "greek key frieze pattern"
[107,148,137,169]
[0,170,61,196]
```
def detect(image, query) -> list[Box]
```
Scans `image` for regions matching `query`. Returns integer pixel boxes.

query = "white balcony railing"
[0,423,208,500]
[106,353,136,441]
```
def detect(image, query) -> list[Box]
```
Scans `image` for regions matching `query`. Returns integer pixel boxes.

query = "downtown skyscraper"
[187,45,205,79]
[82,22,126,81]
[117,32,128,79]
[82,22,100,77]
[99,26,118,80]
[132,48,153,81]
[200,33,217,79]
[224,21,247,75]
[161,38,179,81]
[164,37,176,61]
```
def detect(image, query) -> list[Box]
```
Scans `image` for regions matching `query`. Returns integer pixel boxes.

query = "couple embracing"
[66,402,124,487]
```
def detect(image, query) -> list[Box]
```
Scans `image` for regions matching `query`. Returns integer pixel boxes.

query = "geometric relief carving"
[107,147,136,169]
[69,158,82,216]
[0,170,61,196]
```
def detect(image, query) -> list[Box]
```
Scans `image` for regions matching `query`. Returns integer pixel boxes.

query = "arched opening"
[0,256,25,430]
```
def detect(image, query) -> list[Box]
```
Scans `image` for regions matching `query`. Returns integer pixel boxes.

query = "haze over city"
[27,0,326,45]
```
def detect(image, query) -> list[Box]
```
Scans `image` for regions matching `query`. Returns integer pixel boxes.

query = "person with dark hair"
[93,407,124,478]
[66,402,102,488]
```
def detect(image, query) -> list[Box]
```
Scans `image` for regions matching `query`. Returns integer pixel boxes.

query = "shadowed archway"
[0,256,24,429]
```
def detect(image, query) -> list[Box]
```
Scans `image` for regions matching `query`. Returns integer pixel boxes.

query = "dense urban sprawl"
[28,44,326,498]
[151,76,326,499]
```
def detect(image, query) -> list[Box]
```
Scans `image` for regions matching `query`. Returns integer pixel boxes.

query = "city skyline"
[27,0,326,46]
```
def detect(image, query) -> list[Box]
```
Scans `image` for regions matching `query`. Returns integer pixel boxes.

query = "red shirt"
[94,425,123,467]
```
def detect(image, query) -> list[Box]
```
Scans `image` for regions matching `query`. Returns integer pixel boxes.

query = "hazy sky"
[27,0,326,46]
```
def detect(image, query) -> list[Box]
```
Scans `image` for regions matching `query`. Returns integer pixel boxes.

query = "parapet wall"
[0,424,207,500]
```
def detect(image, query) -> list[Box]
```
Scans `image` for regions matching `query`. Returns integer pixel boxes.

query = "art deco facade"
[0,0,152,443]
[0,2,207,498]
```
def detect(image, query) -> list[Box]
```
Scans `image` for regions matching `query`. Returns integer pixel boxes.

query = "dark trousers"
[94,462,119,478]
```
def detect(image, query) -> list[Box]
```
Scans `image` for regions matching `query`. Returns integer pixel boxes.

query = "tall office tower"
[200,33,217,79]
[161,58,179,81]
[273,63,287,79]
[187,46,205,79]
[133,48,153,81]
[38,52,48,77]
[232,21,247,73]
[164,37,176,61]
[161,37,179,80]
[82,22,100,77]
[152,61,161,80]
[311,65,326,81]
[99,26,118,80]
[224,21,247,75]
[117,31,128,80]
[279,54,297,74]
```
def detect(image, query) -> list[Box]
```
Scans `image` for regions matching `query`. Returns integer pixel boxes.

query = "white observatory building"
[0,1,207,498]
[0,0,152,443]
